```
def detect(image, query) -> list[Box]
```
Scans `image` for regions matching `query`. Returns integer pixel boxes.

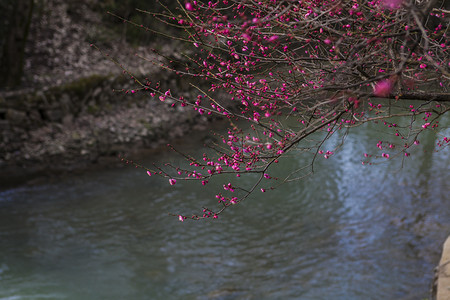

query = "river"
[0,115,449,299]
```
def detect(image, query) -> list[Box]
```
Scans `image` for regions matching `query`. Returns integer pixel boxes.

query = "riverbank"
[0,69,214,186]
[435,236,450,300]
[0,116,220,190]
[0,0,223,189]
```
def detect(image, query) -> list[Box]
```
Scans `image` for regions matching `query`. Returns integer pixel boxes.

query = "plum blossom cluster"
[113,0,450,220]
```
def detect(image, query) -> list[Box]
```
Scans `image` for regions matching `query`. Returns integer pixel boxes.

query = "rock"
[59,93,72,113]
[92,87,102,98]
[0,120,10,131]
[435,236,450,300]
[27,110,43,124]
[6,109,27,125]
[44,109,63,122]
[62,114,74,126]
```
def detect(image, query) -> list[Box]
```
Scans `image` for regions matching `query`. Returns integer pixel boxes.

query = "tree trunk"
[0,0,34,89]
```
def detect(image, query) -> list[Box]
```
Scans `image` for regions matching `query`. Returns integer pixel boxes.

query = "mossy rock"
[50,74,112,99]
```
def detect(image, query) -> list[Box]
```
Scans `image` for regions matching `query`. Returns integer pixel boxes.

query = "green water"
[0,117,449,299]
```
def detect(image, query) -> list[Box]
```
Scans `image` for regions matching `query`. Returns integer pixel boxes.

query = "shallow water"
[0,117,449,299]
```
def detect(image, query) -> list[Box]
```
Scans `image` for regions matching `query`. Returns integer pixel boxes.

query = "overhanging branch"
[385,92,450,102]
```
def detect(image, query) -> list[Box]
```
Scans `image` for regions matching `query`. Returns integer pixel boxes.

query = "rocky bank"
[0,0,215,187]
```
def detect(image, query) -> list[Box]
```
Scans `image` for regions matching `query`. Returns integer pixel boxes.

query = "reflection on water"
[0,118,449,299]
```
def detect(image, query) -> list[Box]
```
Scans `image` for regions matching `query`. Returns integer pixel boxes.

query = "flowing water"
[0,117,449,299]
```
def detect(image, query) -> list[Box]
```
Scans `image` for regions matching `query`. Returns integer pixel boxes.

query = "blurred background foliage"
[0,0,34,88]
[0,0,180,89]
[92,0,180,46]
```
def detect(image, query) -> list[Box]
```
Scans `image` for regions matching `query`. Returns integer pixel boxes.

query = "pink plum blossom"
[268,35,279,43]
[374,79,393,97]
[380,0,403,9]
